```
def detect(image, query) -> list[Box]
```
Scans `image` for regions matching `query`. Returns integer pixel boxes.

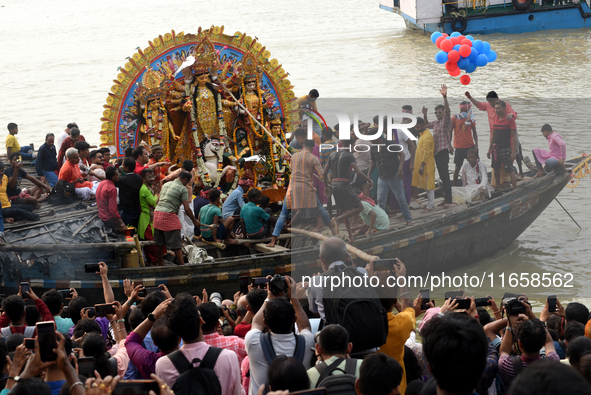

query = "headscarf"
[200,186,213,199]
[456,102,475,127]
[357,192,375,206]
[238,178,254,188]
[418,307,441,332]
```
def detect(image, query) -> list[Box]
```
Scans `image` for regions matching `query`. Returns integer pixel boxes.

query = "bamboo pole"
[44,226,60,244]
[195,235,227,250]
[0,241,155,252]
[288,228,379,262]
[133,234,146,267]
[216,80,291,157]
[72,214,98,237]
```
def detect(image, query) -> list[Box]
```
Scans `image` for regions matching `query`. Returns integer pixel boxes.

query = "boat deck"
[0,152,536,259]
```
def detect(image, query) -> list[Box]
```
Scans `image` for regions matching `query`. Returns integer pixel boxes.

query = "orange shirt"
[451,117,476,149]
[58,160,93,189]
[149,158,169,182]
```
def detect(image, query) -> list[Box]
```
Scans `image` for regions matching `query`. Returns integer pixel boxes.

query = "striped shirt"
[499,352,559,391]
[476,101,518,135]
[427,107,453,155]
[155,179,188,214]
[286,150,323,210]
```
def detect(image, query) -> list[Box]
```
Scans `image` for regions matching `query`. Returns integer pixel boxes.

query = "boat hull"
[380,2,591,34]
[0,170,571,300]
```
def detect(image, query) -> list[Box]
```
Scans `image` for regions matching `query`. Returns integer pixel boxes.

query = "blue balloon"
[475,54,488,67]
[435,51,449,64]
[466,62,477,73]
[453,44,461,51]
[473,40,484,53]
[465,35,475,42]
[431,32,443,44]
[487,50,498,62]
[457,57,470,70]
[482,41,491,54]
[450,32,461,37]
[468,47,479,61]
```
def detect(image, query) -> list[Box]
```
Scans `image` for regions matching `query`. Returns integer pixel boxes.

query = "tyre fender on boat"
[451,16,467,33]
[512,0,533,11]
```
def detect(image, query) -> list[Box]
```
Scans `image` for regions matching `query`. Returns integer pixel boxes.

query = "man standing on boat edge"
[153,171,200,266]
[422,84,453,209]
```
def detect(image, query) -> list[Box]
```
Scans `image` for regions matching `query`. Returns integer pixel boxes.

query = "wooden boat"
[0,155,587,301]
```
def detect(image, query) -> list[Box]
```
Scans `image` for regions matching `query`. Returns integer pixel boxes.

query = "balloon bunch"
[430,31,497,85]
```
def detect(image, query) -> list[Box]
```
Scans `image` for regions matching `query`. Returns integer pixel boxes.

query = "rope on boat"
[554,198,582,230]
[288,228,379,262]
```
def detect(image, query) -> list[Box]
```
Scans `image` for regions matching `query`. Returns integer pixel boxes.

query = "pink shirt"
[532,132,566,166]
[476,101,517,135]
[155,341,245,395]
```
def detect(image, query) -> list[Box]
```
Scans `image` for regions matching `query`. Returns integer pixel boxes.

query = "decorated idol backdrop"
[100,26,297,199]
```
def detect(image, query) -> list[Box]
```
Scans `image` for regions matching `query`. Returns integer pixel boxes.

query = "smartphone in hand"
[20,282,31,298]
[36,321,57,362]
[112,380,159,395]
[58,289,73,299]
[445,290,464,300]
[85,263,100,273]
[373,259,397,272]
[94,303,117,317]
[548,295,557,313]
[454,299,471,310]
[78,357,96,377]
[474,297,492,307]
[419,289,430,310]
[239,276,249,295]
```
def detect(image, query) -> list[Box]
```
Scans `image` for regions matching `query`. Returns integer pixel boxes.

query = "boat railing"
[441,0,586,17]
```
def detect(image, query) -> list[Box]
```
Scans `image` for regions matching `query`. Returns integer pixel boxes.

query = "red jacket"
[0,298,55,337]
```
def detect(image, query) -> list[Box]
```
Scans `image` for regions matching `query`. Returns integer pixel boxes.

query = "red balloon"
[449,68,461,77]
[457,35,465,41]
[436,36,445,48]
[459,44,471,57]
[440,39,453,52]
[445,61,458,72]
[450,37,460,46]
[460,39,472,47]
[460,75,471,85]
[442,33,449,37]
[448,50,460,63]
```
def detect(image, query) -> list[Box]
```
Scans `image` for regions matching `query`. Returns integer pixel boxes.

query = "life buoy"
[512,0,533,11]
[451,16,467,33]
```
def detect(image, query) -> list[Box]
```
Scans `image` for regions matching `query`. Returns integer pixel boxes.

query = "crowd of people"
[0,238,590,395]
[0,87,570,257]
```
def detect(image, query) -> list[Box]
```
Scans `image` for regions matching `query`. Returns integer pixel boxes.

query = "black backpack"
[260,332,306,364]
[167,347,223,395]
[322,265,389,354]
[314,357,358,395]
[47,179,77,205]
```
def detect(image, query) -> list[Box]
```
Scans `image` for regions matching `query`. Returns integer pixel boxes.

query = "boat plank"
[252,243,289,253]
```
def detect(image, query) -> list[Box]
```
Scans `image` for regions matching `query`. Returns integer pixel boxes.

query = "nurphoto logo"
[310,111,418,153]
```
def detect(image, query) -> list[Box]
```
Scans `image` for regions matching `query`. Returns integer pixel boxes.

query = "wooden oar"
[288,228,379,262]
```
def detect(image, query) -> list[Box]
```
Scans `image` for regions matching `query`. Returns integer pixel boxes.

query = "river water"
[0,0,590,305]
